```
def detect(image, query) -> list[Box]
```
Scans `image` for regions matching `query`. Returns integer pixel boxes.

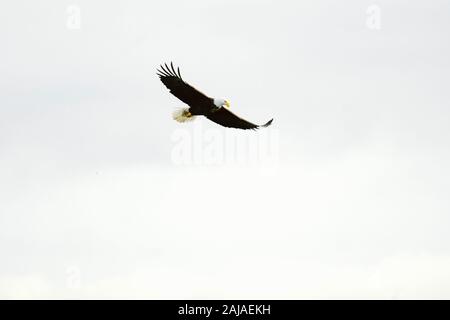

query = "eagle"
[157,62,273,130]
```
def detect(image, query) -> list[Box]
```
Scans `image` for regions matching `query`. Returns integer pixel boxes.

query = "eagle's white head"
[213,98,230,109]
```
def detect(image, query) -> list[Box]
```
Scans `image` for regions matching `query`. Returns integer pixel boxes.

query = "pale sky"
[1,0,450,299]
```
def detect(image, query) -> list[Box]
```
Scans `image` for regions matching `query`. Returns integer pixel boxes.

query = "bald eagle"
[157,62,273,130]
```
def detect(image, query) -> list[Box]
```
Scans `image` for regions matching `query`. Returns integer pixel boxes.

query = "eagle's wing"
[157,62,212,107]
[206,107,273,130]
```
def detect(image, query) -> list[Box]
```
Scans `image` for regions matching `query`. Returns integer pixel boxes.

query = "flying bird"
[157,62,273,130]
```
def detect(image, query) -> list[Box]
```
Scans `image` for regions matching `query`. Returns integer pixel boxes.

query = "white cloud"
[1,0,450,299]
[3,253,450,299]
[0,275,52,299]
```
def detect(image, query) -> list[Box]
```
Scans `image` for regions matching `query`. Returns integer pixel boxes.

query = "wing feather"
[157,63,212,108]
[206,107,273,130]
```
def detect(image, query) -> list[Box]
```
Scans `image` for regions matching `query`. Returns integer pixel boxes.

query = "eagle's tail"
[172,108,196,123]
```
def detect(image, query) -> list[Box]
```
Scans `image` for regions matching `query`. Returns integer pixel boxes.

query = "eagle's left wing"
[206,107,273,130]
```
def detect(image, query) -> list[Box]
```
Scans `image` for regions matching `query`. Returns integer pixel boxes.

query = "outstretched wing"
[206,107,273,130]
[157,62,212,108]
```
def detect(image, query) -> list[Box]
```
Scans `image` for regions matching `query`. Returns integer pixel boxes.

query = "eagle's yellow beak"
[224,100,230,109]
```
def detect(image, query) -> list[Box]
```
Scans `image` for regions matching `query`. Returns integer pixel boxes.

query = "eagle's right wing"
[157,62,212,107]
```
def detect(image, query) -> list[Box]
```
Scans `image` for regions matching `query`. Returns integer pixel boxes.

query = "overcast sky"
[1,0,450,299]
